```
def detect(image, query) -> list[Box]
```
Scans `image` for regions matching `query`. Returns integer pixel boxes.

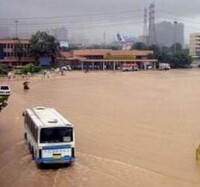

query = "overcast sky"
[1,0,200,44]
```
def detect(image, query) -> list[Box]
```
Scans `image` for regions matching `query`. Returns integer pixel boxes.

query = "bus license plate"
[53,154,61,160]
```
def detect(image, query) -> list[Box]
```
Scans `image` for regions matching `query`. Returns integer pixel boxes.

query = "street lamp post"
[15,20,19,39]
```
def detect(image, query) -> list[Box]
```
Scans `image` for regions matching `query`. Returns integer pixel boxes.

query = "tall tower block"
[143,8,148,44]
[148,3,156,45]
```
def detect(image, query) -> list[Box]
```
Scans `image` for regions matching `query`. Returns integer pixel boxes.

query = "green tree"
[0,64,9,75]
[146,44,191,68]
[29,31,59,65]
[132,42,147,50]
[170,43,182,52]
[169,51,192,68]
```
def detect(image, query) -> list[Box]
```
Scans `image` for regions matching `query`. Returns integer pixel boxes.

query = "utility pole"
[15,20,19,39]
[103,31,106,46]
[143,8,148,45]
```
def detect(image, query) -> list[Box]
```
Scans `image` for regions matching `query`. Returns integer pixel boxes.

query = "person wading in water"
[23,81,30,90]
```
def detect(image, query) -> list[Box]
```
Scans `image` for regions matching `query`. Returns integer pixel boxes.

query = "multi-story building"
[189,33,200,66]
[0,39,157,69]
[156,21,184,47]
[0,39,34,66]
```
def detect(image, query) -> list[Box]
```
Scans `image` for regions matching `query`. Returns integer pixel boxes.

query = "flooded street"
[1,70,200,187]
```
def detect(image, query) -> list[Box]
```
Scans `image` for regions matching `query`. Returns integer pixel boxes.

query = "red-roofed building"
[59,49,157,70]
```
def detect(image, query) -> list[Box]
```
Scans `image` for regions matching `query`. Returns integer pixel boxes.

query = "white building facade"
[189,33,200,67]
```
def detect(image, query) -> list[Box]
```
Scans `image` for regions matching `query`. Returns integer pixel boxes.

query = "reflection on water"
[1,70,200,187]
[38,163,71,170]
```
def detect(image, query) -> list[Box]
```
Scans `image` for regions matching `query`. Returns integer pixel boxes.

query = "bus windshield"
[40,127,73,143]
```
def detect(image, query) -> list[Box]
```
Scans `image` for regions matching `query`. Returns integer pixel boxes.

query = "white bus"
[23,106,75,164]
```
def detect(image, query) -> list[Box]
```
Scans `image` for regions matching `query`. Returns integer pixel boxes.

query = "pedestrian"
[47,71,50,78]
[23,81,30,90]
[60,69,64,75]
[27,72,31,77]
[7,71,12,80]
[22,73,25,79]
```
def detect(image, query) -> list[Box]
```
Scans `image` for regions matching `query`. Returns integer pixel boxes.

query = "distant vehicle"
[122,66,133,71]
[0,85,10,96]
[23,106,75,165]
[67,65,72,71]
[61,66,67,71]
[147,65,152,70]
[159,63,171,70]
[61,65,72,71]
[132,65,139,71]
[121,64,139,71]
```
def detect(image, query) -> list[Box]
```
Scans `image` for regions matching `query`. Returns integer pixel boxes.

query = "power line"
[0,8,143,21]
[15,20,19,38]
[8,19,143,32]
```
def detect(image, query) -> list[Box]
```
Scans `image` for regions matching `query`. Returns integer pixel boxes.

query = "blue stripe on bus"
[42,145,71,150]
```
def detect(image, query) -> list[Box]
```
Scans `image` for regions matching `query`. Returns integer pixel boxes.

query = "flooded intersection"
[1,70,200,186]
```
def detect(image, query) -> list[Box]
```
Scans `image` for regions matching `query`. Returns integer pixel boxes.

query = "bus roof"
[26,106,73,128]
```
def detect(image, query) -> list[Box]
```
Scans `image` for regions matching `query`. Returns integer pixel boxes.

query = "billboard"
[115,33,136,43]
[59,41,69,48]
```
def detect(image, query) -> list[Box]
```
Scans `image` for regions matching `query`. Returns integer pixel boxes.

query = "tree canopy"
[147,43,191,68]
[29,31,59,65]
[131,42,147,50]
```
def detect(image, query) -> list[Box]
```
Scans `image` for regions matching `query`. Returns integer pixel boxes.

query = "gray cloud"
[0,0,200,43]
[1,0,200,18]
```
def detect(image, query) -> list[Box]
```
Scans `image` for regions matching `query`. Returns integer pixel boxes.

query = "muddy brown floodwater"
[1,70,200,187]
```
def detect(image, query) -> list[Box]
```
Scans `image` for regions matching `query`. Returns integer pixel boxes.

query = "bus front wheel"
[24,133,27,140]
[196,148,200,161]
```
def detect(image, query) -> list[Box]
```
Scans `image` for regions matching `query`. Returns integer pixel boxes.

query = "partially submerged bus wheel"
[31,148,35,160]
[24,133,27,140]
[28,143,32,153]
[196,145,200,161]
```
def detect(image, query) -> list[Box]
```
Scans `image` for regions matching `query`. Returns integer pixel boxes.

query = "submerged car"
[0,85,11,96]
[159,63,171,70]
